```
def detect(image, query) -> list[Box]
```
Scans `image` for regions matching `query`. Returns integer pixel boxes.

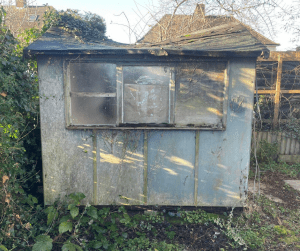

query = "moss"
[280,235,299,245]
[274,225,292,235]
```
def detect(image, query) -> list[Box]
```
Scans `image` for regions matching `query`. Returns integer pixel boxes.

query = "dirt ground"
[251,171,300,210]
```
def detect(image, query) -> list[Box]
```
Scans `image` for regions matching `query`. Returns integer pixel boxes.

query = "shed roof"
[24,21,269,59]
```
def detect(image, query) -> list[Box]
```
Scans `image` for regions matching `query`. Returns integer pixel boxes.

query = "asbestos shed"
[24,21,269,206]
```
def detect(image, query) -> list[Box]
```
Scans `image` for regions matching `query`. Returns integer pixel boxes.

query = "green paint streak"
[194,131,200,206]
[93,130,97,205]
[143,131,148,205]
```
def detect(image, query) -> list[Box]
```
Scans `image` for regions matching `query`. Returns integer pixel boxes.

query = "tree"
[116,0,292,46]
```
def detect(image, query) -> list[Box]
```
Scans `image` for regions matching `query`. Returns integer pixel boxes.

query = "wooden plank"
[273,55,282,128]
[65,126,226,130]
[281,133,286,155]
[267,132,272,143]
[277,132,282,153]
[257,132,262,150]
[262,132,268,141]
[285,137,291,155]
[295,141,300,155]
[258,51,300,62]
[290,138,296,155]
[252,131,257,149]
[271,132,277,144]
[279,155,300,163]
[281,90,300,94]
[70,92,116,98]
[257,90,276,94]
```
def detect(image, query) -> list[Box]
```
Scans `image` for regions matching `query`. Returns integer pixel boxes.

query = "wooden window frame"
[64,58,229,130]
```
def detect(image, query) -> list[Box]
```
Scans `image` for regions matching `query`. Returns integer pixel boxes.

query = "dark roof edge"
[24,48,268,59]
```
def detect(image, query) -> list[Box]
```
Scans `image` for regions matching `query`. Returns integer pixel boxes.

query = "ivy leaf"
[87,206,98,219]
[70,207,79,219]
[59,221,73,234]
[68,192,85,205]
[32,235,53,251]
[62,242,83,251]
[92,241,102,249]
[0,245,8,251]
[45,206,58,226]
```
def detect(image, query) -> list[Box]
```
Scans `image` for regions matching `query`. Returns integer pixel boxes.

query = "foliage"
[0,6,108,250]
[253,140,278,165]
[42,8,106,42]
[0,9,42,251]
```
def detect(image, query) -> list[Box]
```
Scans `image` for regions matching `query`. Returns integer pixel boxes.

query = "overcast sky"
[32,0,299,51]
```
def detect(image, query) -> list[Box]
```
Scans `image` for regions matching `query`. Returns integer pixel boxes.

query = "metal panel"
[38,56,94,205]
[96,130,144,205]
[147,131,195,205]
[197,59,255,207]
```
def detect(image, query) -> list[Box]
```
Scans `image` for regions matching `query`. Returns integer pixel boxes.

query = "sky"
[32,0,299,51]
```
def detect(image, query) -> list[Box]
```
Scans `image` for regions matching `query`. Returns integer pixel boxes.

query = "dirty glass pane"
[279,93,300,119]
[70,63,116,93]
[256,61,277,90]
[281,61,300,90]
[71,97,117,125]
[175,62,226,127]
[123,66,170,124]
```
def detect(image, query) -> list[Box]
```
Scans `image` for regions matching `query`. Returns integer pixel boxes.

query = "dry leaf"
[2,175,9,184]
[0,92,7,97]
[5,193,11,205]
[6,223,14,237]
[25,222,31,230]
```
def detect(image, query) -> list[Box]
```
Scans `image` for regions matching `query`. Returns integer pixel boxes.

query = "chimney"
[194,4,205,18]
[16,0,26,8]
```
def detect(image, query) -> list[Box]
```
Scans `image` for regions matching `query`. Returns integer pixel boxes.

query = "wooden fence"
[256,51,300,128]
[252,131,300,163]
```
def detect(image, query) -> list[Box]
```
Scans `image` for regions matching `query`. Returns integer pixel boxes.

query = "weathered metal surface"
[197,59,255,207]
[147,131,195,205]
[96,130,144,205]
[38,56,94,205]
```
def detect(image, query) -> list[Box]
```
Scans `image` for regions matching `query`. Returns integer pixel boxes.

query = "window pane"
[71,97,117,125]
[70,63,116,93]
[123,66,170,124]
[175,62,226,127]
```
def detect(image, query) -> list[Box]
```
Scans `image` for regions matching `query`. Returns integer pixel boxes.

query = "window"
[29,15,38,22]
[65,60,228,129]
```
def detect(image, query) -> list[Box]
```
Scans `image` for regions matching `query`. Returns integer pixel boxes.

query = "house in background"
[139,4,279,52]
[3,0,53,37]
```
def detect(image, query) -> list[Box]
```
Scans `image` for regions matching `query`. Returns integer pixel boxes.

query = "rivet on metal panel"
[93,130,97,205]
[143,130,148,205]
[194,131,200,206]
